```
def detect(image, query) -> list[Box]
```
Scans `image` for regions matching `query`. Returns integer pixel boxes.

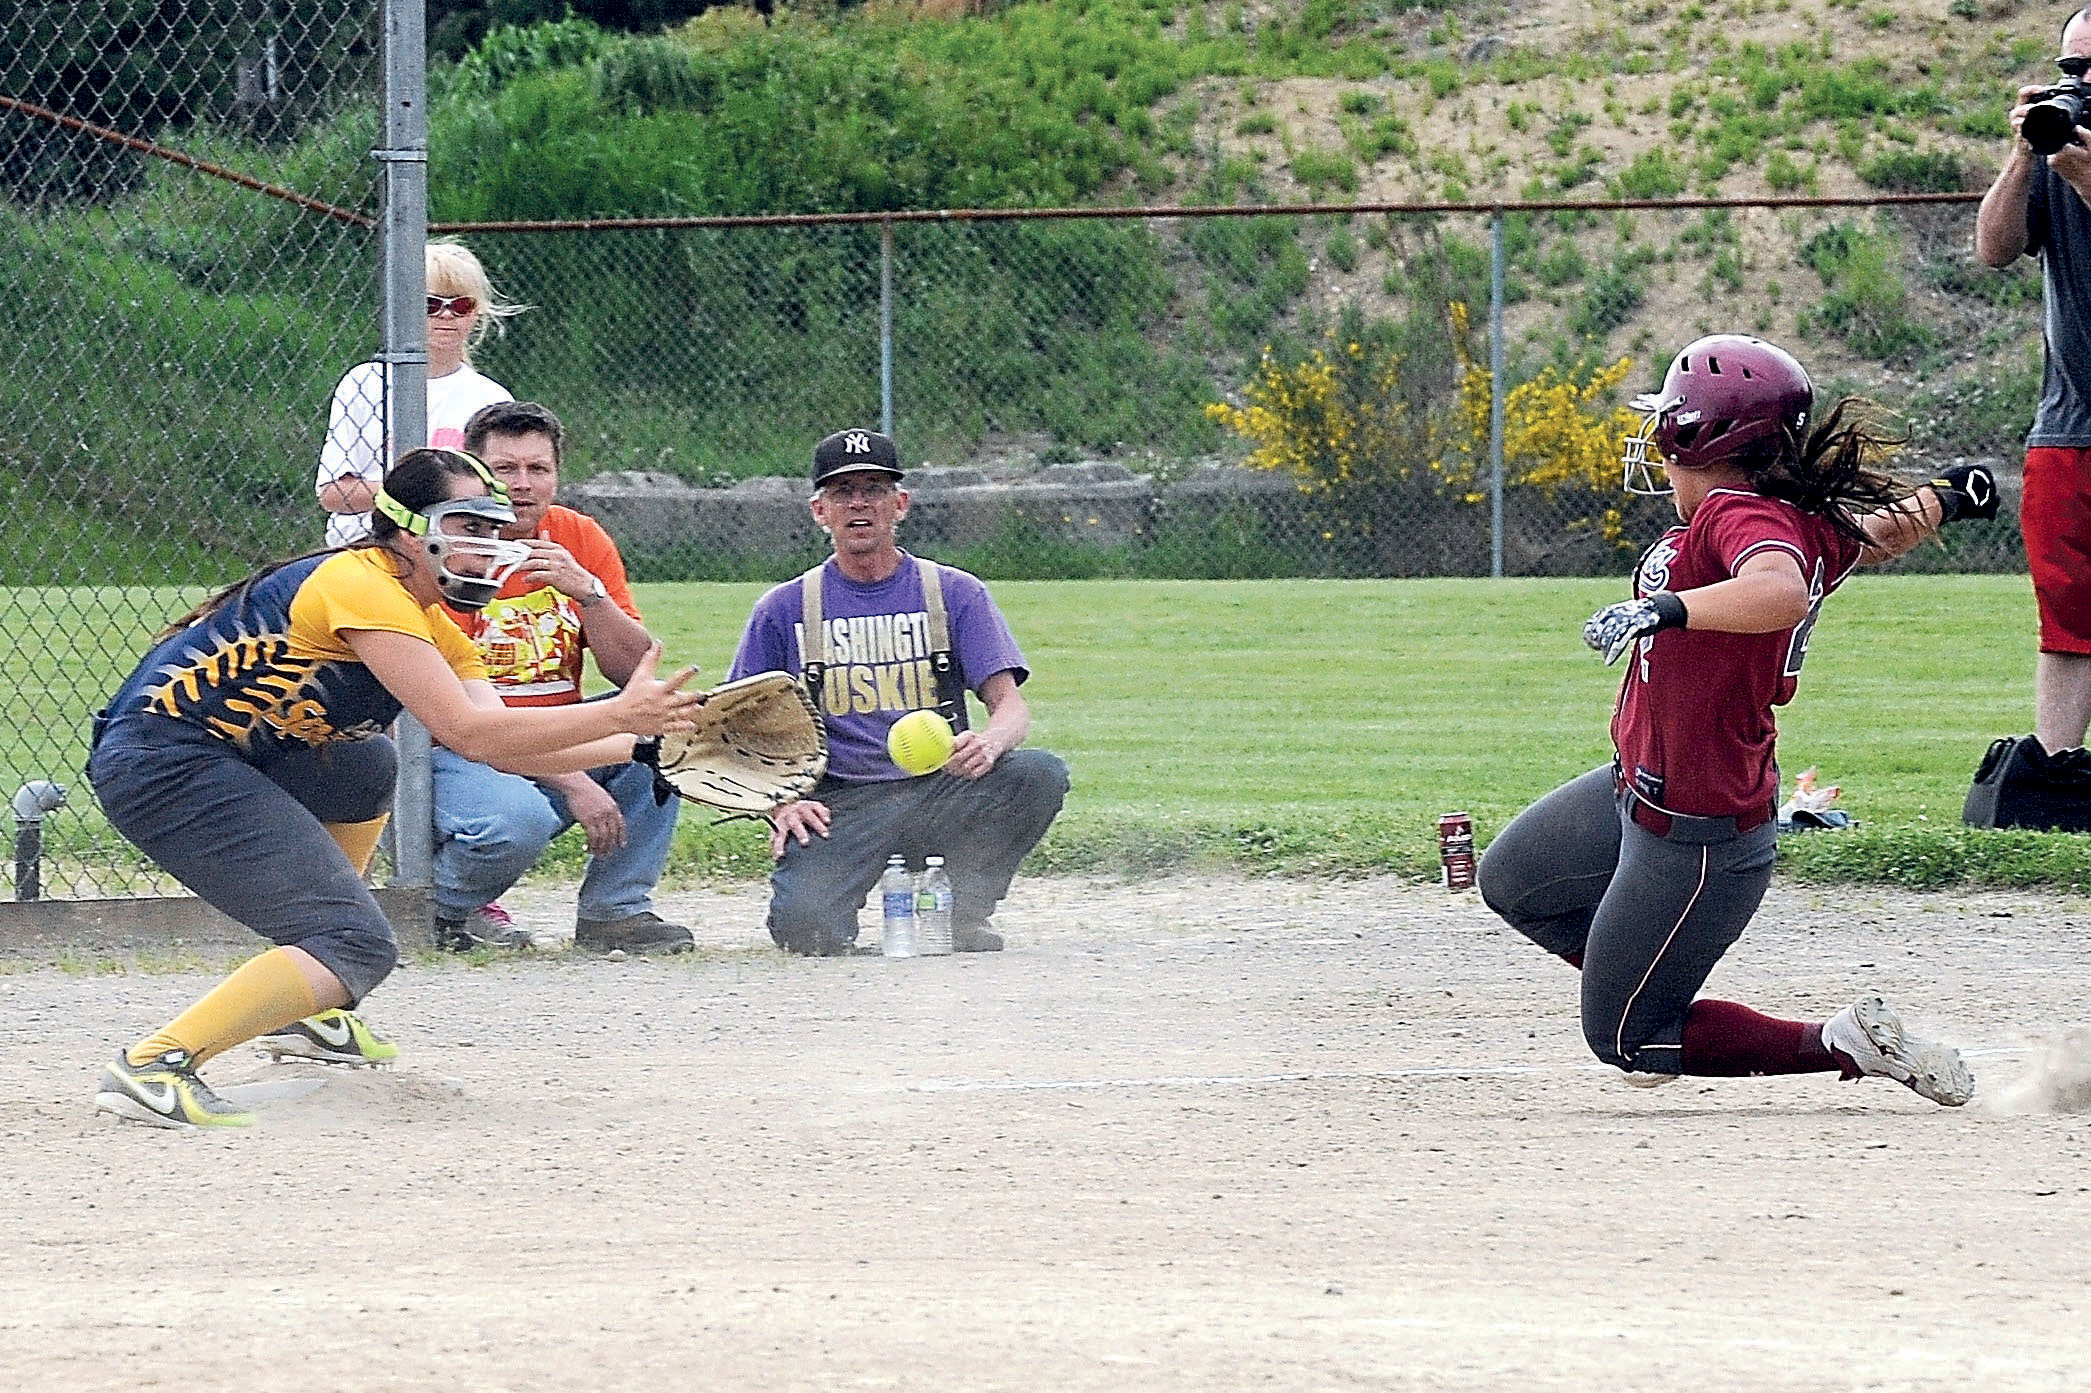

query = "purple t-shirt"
[729,554,1029,782]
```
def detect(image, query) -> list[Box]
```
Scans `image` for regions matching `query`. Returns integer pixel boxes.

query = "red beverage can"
[1438,811,1477,891]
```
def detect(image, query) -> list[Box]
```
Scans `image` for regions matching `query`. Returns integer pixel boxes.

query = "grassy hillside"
[424,0,2054,459]
[0,0,2060,583]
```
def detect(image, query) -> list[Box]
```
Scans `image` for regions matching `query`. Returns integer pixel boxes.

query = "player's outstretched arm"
[1856,463,2000,565]
[348,633,702,768]
[1584,553,1809,662]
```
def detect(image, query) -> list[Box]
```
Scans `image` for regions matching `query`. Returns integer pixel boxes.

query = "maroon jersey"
[1611,489,1865,819]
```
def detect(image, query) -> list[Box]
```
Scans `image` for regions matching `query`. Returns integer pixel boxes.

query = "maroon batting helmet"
[1623,335,1813,494]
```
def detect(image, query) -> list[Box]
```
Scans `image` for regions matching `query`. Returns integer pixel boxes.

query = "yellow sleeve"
[427,606,488,683]
[287,550,482,684]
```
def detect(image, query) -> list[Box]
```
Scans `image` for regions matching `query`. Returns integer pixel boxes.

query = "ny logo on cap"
[843,431,872,455]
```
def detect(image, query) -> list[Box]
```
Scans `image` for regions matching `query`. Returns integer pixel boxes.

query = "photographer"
[1975,7,2091,758]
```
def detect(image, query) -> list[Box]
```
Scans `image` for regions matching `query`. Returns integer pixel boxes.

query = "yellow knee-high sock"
[127,948,322,1069]
[326,815,390,877]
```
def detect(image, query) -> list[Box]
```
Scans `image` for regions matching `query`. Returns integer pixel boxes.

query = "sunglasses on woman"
[426,294,479,317]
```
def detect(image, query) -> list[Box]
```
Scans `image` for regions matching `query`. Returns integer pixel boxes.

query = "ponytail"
[1742,396,1913,545]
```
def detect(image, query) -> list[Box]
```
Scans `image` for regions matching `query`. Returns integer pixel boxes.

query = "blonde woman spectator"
[317,239,527,547]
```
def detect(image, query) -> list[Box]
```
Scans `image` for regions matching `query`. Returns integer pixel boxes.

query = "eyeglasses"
[426,294,479,318]
[820,477,897,501]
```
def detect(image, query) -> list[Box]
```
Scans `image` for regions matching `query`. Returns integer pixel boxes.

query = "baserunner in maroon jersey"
[1477,334,2001,1105]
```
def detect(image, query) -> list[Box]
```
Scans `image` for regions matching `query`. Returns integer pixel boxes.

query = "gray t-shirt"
[2027,164,2091,445]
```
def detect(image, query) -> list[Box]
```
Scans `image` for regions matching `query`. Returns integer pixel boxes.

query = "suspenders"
[798,555,970,732]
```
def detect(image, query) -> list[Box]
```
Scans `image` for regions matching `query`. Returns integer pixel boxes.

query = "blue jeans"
[431,747,680,922]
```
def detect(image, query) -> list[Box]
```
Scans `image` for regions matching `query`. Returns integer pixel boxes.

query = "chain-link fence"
[2,1,380,897]
[457,197,2028,584]
[0,3,2038,903]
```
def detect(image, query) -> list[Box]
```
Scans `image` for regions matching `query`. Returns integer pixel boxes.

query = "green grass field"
[9,574,2083,894]
[608,571,2082,891]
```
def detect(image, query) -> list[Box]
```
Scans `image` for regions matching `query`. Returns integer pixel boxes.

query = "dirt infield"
[3,871,2088,1393]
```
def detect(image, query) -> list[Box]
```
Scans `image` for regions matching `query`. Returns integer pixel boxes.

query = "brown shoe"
[574,911,694,956]
[952,922,1004,953]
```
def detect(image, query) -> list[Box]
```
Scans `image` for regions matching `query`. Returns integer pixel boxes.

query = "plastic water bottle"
[879,855,917,958]
[915,856,954,956]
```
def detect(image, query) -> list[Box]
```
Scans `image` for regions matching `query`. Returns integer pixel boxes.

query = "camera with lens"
[2025,55,2091,157]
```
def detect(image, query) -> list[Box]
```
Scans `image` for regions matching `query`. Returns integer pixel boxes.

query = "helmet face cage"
[419,496,530,611]
[1618,335,1812,492]
[1622,394,1676,496]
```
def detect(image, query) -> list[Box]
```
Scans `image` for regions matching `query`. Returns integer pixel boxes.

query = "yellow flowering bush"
[1201,334,1428,497]
[1206,303,1645,556]
[1451,336,1643,546]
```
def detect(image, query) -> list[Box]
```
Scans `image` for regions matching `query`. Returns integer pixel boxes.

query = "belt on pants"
[1614,773,1773,842]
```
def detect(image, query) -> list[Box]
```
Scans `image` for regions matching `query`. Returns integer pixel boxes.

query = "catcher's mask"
[373,487,530,611]
[1623,334,1812,496]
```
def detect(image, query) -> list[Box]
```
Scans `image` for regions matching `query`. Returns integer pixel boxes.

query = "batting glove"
[1583,592,1688,665]
[1928,462,2001,523]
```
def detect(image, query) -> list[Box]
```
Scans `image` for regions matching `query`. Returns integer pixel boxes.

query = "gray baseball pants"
[766,748,1069,953]
[1476,765,1777,1077]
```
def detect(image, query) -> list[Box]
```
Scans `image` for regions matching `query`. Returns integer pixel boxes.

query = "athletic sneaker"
[436,906,534,952]
[260,1009,399,1066]
[953,922,1004,953]
[574,910,694,956]
[1618,1069,1677,1089]
[94,1048,254,1130]
[1821,995,1975,1107]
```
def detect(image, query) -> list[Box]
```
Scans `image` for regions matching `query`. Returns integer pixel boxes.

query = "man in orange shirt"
[431,402,692,955]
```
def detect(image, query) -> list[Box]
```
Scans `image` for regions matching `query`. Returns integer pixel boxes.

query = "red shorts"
[2022,446,2091,654]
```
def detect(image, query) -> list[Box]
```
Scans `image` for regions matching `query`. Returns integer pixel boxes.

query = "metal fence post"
[880,217,895,436]
[1489,209,1506,581]
[380,0,433,886]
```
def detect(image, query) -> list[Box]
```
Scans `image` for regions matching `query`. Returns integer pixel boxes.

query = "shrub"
[1448,338,1643,549]
[1764,149,1816,191]
[1291,146,1359,194]
[1798,221,1934,361]
[1571,252,1651,339]
[1204,302,1642,564]
[1615,149,1689,199]
[1858,149,1971,192]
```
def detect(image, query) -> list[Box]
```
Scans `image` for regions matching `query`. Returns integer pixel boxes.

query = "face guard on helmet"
[1622,334,1814,496]
[372,489,531,611]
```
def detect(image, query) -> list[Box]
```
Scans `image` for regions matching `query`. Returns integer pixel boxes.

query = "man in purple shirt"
[729,429,1069,955]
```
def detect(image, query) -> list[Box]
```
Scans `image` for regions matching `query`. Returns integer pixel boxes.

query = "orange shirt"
[444,505,641,708]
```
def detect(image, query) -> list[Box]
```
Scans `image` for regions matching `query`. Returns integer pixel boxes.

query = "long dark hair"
[157,449,487,638]
[1740,396,1913,545]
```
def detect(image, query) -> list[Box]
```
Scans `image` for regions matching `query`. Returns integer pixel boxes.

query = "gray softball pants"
[1475,765,1777,1076]
[88,717,401,1004]
[766,748,1070,953]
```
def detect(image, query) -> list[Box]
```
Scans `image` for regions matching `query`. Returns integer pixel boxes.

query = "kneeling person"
[730,428,1069,955]
[431,402,691,955]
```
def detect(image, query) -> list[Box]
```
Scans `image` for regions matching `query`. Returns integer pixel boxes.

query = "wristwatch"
[577,576,609,610]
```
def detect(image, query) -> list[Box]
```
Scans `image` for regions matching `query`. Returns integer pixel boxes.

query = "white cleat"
[1822,995,1974,1107]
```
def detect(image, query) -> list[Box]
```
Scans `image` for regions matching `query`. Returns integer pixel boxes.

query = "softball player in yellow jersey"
[87,448,702,1129]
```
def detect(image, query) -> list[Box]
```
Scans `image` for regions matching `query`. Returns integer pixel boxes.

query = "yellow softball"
[887,709,956,776]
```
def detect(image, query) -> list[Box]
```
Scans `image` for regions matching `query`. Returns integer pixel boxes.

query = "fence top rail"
[433,190,1982,234]
[0,93,376,228]
[1,84,1982,235]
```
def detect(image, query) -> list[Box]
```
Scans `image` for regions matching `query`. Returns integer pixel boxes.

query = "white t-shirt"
[316,361,513,547]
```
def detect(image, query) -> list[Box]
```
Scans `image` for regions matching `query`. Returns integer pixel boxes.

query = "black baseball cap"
[812,428,904,486]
